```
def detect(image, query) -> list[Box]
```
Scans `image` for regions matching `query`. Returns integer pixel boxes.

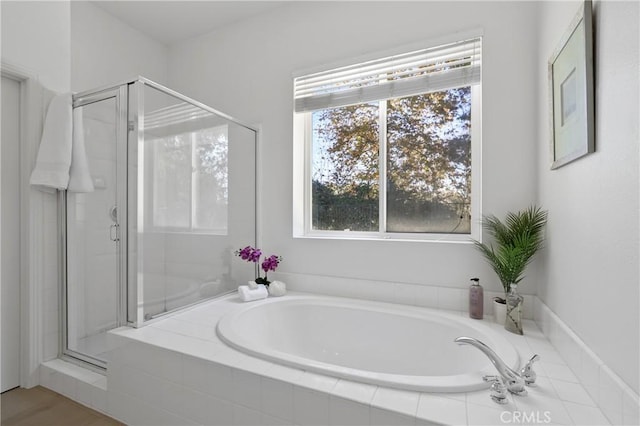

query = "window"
[294,37,482,241]
[149,125,229,234]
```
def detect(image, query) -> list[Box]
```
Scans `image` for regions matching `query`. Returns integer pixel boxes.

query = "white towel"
[67,106,94,193]
[30,93,73,192]
[238,284,268,302]
[30,93,94,193]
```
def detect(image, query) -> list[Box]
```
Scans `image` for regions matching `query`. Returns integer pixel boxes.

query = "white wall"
[1,1,71,93]
[168,1,542,299]
[537,0,639,394]
[70,1,169,92]
[1,0,71,368]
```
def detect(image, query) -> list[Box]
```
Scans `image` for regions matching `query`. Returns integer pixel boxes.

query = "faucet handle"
[483,375,508,404]
[520,354,540,385]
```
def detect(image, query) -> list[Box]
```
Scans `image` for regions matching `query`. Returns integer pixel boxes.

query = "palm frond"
[474,206,548,295]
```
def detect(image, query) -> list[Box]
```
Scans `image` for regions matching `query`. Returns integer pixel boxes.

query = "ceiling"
[91,1,288,45]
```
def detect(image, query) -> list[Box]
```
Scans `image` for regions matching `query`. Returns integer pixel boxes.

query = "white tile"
[121,342,183,383]
[232,369,262,410]
[329,396,370,426]
[153,317,217,341]
[181,385,211,424]
[331,379,377,404]
[622,388,640,426]
[525,375,560,400]
[296,371,338,393]
[465,389,516,410]
[54,372,77,400]
[183,356,214,394]
[208,396,235,426]
[160,381,187,418]
[91,386,108,414]
[466,402,508,426]
[293,387,330,426]
[262,377,294,421]
[551,379,596,407]
[416,393,467,425]
[182,388,233,426]
[233,404,262,426]
[261,413,294,426]
[39,364,55,390]
[209,362,235,401]
[261,363,304,384]
[542,362,579,383]
[371,407,416,426]
[107,391,137,425]
[521,294,535,320]
[75,380,94,408]
[580,348,602,402]
[426,391,467,403]
[436,287,465,311]
[526,339,566,365]
[564,401,610,425]
[394,284,437,308]
[371,387,420,417]
[513,392,573,425]
[598,366,624,425]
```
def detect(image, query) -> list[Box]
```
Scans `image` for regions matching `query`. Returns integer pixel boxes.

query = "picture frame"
[548,0,595,170]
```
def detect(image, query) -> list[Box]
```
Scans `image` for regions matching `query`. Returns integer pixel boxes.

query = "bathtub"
[217,294,519,392]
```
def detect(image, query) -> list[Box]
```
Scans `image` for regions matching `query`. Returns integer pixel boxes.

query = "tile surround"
[534,298,640,426]
[38,287,637,425]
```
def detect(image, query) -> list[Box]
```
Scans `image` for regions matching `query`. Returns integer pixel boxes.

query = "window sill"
[294,231,476,244]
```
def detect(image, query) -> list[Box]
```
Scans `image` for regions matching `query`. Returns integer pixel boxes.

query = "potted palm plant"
[474,206,548,334]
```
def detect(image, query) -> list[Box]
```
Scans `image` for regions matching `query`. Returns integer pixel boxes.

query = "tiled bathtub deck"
[108,292,610,425]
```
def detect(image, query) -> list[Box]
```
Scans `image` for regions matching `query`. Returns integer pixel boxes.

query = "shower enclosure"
[61,77,257,369]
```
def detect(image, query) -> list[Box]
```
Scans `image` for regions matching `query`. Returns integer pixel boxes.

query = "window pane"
[194,126,228,231]
[152,134,191,228]
[386,88,471,234]
[311,103,379,231]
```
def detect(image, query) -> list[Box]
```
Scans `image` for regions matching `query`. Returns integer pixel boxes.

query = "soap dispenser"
[469,277,484,319]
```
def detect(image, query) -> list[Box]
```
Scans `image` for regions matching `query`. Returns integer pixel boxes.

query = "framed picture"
[549,0,594,169]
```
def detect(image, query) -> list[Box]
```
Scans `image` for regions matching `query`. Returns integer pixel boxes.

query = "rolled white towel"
[268,281,286,297]
[238,284,268,302]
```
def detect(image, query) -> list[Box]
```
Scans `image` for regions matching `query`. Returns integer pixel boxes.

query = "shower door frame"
[60,84,129,370]
[125,77,261,327]
[61,77,260,369]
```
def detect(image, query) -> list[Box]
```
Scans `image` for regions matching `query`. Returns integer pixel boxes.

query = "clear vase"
[505,283,523,335]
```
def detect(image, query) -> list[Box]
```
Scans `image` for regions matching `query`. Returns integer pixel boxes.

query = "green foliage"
[474,206,548,296]
[312,87,471,231]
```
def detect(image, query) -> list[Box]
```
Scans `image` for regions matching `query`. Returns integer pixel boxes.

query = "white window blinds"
[294,37,481,113]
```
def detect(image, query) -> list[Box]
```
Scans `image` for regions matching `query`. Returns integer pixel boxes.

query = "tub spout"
[454,336,527,395]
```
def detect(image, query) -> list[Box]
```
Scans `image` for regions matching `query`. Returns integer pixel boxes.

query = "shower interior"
[62,77,257,369]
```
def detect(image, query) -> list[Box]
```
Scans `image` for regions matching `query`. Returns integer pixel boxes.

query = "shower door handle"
[110,224,120,242]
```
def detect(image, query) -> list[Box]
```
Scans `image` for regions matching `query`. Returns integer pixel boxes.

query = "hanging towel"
[30,93,94,193]
[67,106,94,192]
[30,93,73,192]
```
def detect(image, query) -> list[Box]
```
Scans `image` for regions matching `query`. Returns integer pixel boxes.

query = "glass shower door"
[64,87,127,367]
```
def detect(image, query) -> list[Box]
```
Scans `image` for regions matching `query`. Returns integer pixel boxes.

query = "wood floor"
[1,386,123,426]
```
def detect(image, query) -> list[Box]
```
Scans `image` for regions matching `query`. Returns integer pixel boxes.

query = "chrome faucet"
[454,336,539,396]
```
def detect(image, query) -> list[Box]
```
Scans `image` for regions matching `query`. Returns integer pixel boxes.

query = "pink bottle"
[469,277,484,319]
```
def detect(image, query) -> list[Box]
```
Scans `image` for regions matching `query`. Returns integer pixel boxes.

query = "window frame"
[294,80,482,243]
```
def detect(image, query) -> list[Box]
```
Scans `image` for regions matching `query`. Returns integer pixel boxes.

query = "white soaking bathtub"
[217,294,519,392]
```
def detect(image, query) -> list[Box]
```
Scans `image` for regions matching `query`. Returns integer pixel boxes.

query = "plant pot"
[493,299,507,325]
